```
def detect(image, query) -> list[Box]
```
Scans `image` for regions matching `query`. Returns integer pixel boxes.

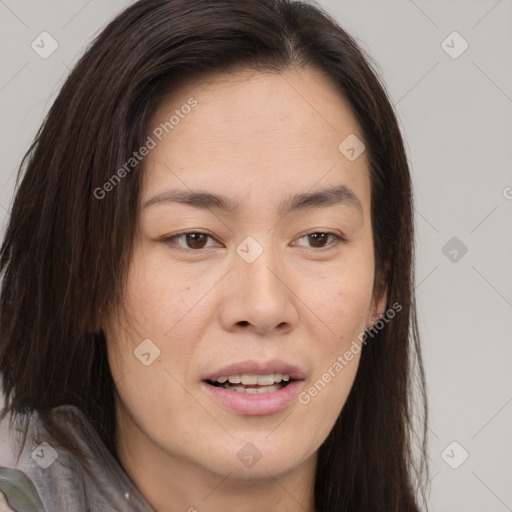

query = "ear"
[365,281,387,330]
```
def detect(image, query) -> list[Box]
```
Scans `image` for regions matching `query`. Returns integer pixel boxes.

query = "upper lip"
[203,359,306,382]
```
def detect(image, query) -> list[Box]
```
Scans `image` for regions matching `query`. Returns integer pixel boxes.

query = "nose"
[219,240,299,336]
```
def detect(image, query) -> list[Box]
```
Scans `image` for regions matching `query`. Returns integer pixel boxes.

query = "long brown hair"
[0,0,428,509]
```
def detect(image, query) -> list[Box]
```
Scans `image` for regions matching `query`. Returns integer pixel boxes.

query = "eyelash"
[160,231,347,253]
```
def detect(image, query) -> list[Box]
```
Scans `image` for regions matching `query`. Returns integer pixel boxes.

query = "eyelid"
[292,231,347,250]
[160,231,220,251]
[160,230,347,252]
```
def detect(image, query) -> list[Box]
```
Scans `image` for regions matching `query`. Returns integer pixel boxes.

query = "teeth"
[221,384,282,393]
[257,374,275,385]
[216,373,291,385]
[241,374,258,385]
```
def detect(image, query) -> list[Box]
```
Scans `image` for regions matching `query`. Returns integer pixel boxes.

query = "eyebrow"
[143,184,362,216]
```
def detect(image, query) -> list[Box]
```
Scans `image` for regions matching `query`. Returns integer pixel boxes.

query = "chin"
[200,440,313,481]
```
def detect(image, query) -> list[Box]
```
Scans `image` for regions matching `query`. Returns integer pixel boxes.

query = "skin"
[104,66,386,512]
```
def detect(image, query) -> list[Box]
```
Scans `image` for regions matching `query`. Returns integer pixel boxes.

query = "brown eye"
[183,233,209,249]
[307,232,330,248]
[295,232,345,249]
[162,232,217,251]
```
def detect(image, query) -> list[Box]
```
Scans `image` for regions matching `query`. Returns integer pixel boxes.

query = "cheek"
[103,254,205,445]
[120,247,211,337]
[291,245,374,417]
[298,253,375,347]
[103,250,204,397]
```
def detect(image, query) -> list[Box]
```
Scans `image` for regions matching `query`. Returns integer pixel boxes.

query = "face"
[104,66,386,483]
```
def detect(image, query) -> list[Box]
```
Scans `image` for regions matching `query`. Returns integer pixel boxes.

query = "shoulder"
[0,466,46,511]
[0,405,154,511]
[0,406,84,511]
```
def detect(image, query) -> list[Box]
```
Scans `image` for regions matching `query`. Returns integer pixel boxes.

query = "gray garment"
[0,405,155,511]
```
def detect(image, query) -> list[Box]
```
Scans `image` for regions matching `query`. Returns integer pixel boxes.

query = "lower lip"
[201,380,303,415]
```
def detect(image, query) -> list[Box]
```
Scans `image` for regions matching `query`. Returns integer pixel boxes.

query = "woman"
[0,0,429,510]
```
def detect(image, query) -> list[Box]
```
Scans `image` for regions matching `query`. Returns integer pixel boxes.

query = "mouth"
[204,372,295,394]
[201,361,305,415]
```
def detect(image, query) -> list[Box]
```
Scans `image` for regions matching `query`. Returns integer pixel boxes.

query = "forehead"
[142,66,370,212]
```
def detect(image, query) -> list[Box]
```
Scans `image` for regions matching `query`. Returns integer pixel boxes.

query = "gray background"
[0,1,511,510]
